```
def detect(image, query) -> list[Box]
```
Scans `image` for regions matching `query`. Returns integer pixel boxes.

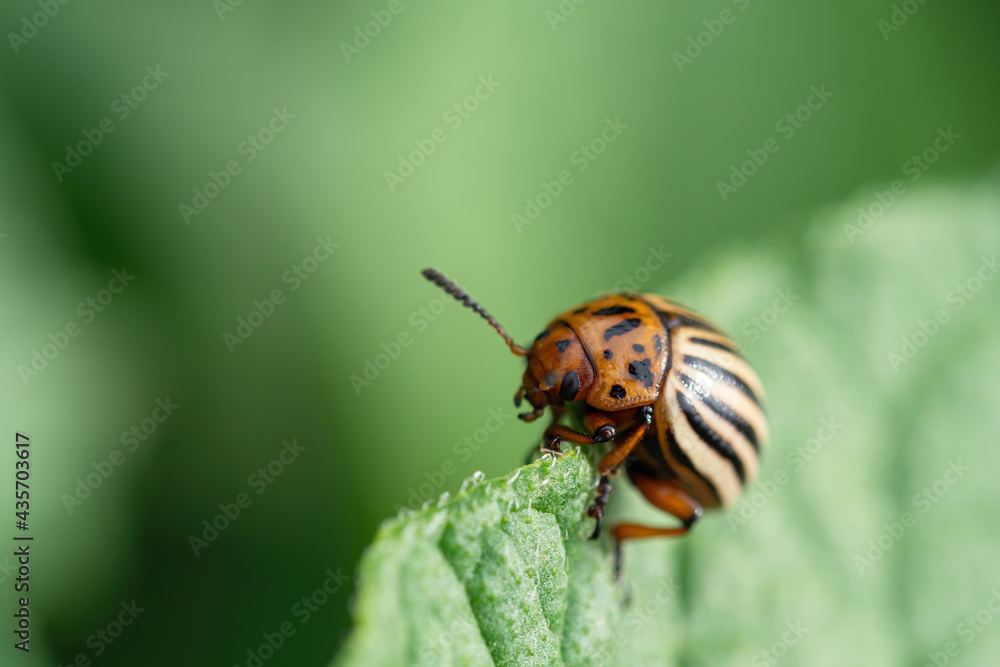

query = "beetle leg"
[544,423,615,446]
[611,468,704,576]
[518,406,546,422]
[527,411,615,463]
[596,405,653,475]
[586,474,613,539]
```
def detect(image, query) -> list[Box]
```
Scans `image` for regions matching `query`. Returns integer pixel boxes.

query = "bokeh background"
[1,1,998,665]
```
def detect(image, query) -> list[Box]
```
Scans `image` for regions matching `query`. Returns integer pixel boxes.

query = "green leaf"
[334,174,1000,666]
[333,452,621,667]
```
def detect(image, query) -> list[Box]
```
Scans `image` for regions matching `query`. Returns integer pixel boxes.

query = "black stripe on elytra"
[593,305,636,316]
[682,355,760,405]
[628,359,655,388]
[572,306,588,314]
[663,428,721,505]
[559,371,580,402]
[689,336,742,357]
[555,339,571,353]
[603,318,642,340]
[677,391,746,483]
[665,314,718,333]
[678,373,759,452]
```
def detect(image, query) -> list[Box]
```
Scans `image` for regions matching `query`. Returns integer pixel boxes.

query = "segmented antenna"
[421,268,528,356]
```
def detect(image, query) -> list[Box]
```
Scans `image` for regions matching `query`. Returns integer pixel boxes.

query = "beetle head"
[421,269,593,420]
[517,322,595,414]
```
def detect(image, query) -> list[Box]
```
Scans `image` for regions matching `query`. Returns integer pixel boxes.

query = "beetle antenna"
[421,268,529,356]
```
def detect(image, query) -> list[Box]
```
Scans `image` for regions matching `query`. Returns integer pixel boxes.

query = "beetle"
[421,268,768,557]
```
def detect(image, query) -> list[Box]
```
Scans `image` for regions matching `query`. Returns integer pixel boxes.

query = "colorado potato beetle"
[422,268,767,554]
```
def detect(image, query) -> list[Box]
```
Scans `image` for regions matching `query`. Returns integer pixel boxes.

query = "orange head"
[421,269,594,420]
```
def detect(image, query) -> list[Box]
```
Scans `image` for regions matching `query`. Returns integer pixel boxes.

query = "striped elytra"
[422,268,768,546]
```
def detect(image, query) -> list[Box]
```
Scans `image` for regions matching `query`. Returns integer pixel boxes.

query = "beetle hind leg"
[610,468,704,577]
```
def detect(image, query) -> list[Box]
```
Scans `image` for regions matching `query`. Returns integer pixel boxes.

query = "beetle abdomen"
[640,295,768,509]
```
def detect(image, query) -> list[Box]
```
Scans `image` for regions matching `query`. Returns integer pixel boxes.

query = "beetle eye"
[559,371,580,402]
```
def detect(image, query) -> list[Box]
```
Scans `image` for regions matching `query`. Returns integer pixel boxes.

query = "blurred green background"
[0,0,998,665]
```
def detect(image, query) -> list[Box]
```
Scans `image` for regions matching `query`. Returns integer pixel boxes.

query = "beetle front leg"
[586,474,613,539]
[596,405,653,475]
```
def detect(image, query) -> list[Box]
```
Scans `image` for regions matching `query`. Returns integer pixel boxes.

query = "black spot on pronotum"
[627,358,655,388]
[609,384,627,399]
[654,334,662,356]
[555,339,571,353]
[534,330,551,343]
[572,306,588,314]
[559,371,580,402]
[593,305,636,316]
[602,349,613,359]
[632,343,645,353]
[603,318,642,340]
